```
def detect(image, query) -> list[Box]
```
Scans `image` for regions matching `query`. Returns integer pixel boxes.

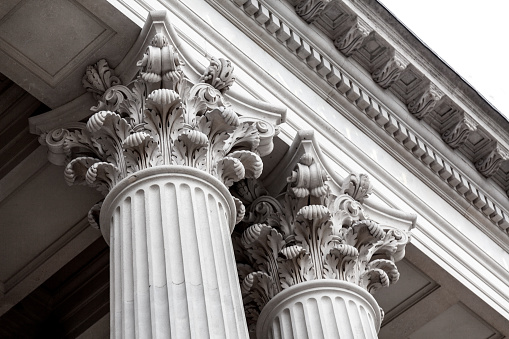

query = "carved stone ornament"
[441,115,477,149]
[407,83,444,120]
[82,59,121,101]
[334,17,372,57]
[295,0,329,23]
[41,32,279,226]
[476,144,509,178]
[232,149,411,330]
[372,52,409,89]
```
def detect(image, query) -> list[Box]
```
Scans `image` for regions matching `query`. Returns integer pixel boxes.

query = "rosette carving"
[45,31,279,229]
[233,155,411,329]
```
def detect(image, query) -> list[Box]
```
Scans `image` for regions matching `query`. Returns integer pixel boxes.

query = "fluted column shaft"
[100,166,249,338]
[257,280,381,339]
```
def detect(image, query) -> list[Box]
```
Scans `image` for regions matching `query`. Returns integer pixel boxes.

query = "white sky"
[378,0,509,118]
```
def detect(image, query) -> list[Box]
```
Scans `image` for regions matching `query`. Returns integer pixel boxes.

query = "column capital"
[38,11,283,227]
[232,131,415,332]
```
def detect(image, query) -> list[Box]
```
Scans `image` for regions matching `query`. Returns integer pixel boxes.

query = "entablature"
[284,0,509,196]
[202,0,509,241]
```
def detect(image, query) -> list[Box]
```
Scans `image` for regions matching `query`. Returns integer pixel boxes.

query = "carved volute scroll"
[475,144,509,178]
[231,134,413,331]
[41,30,279,226]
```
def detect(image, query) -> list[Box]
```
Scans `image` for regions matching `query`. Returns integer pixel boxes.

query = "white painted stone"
[256,280,381,339]
[100,166,249,338]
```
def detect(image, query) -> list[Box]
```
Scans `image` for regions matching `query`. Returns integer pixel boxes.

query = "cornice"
[283,0,509,197]
[210,0,509,240]
[200,0,509,315]
[354,0,509,133]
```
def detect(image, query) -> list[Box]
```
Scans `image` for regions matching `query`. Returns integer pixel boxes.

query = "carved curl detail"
[372,54,408,89]
[82,59,121,100]
[475,146,509,178]
[408,84,443,119]
[49,32,279,229]
[295,0,327,24]
[334,19,371,57]
[442,116,477,149]
[199,56,235,94]
[137,33,184,91]
[287,154,329,198]
[342,173,372,202]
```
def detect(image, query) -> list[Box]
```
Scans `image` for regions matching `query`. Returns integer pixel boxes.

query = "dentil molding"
[220,0,509,237]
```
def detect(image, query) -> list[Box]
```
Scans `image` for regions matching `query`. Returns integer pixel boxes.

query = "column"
[47,22,280,338]
[101,166,246,338]
[257,280,381,339]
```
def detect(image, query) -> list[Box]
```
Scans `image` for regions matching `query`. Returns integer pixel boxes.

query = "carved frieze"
[232,153,410,330]
[42,32,279,226]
